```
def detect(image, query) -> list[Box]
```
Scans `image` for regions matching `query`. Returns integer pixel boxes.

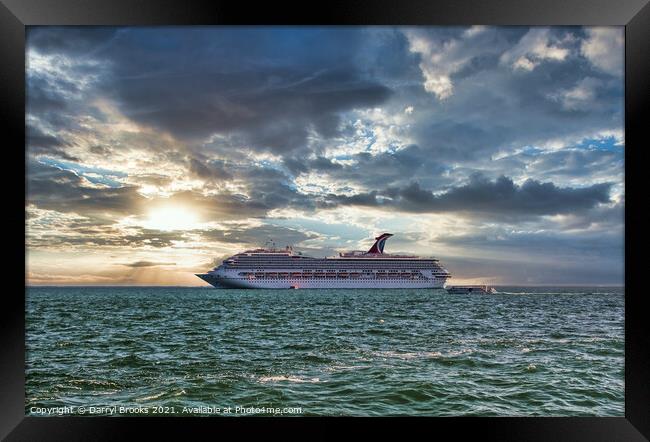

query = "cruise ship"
[196,233,451,289]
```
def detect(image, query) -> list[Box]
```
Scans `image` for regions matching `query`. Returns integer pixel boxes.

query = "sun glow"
[144,206,200,231]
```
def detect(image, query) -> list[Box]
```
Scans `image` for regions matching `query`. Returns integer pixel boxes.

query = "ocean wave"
[525,364,538,372]
[370,349,473,360]
[136,389,187,402]
[107,354,151,368]
[301,354,333,364]
[258,375,321,384]
[325,364,366,373]
[68,379,122,389]
[371,350,422,360]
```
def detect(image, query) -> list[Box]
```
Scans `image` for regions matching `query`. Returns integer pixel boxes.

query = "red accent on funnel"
[367,233,394,254]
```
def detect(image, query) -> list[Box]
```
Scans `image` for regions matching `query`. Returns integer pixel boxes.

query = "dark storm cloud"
[450,53,502,81]
[324,175,612,217]
[28,27,119,55]
[283,155,343,176]
[520,148,622,179]
[200,224,315,246]
[26,27,623,189]
[335,145,446,189]
[112,68,390,152]
[236,165,315,212]
[436,218,624,284]
[284,144,451,191]
[27,160,143,216]
[27,125,79,161]
[406,66,622,166]
[27,220,187,249]
[26,74,69,115]
[29,28,392,154]
[440,254,623,286]
[187,156,232,181]
[440,229,622,258]
[399,175,611,214]
[547,202,624,231]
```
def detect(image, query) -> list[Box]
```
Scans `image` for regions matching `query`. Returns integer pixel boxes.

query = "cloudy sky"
[26,26,624,286]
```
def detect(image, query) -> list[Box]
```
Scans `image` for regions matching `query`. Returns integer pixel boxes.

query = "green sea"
[25,286,624,416]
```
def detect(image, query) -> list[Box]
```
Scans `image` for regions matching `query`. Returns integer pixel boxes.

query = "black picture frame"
[2,0,648,439]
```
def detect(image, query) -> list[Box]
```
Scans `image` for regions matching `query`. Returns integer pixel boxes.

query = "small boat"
[446,285,497,294]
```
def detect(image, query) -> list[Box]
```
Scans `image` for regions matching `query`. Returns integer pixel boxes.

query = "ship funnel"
[367,233,394,254]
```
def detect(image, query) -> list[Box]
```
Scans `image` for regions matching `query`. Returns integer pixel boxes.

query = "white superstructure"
[196,233,451,289]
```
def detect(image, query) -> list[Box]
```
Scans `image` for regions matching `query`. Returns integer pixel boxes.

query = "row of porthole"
[235,275,428,278]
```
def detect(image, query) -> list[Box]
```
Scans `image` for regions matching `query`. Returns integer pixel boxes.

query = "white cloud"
[501,28,570,72]
[404,27,502,99]
[580,27,624,76]
[512,57,536,71]
[463,26,488,38]
[548,77,602,111]
[404,30,475,100]
[322,107,414,158]
[27,50,107,99]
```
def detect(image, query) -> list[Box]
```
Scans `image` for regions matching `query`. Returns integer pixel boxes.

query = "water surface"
[26,286,624,416]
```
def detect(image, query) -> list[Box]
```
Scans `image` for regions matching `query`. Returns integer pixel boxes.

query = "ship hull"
[196,273,447,289]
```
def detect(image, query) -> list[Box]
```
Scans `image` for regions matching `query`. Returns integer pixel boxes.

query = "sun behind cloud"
[144,206,200,231]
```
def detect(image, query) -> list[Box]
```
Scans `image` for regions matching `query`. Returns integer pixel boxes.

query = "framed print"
[2,0,648,439]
